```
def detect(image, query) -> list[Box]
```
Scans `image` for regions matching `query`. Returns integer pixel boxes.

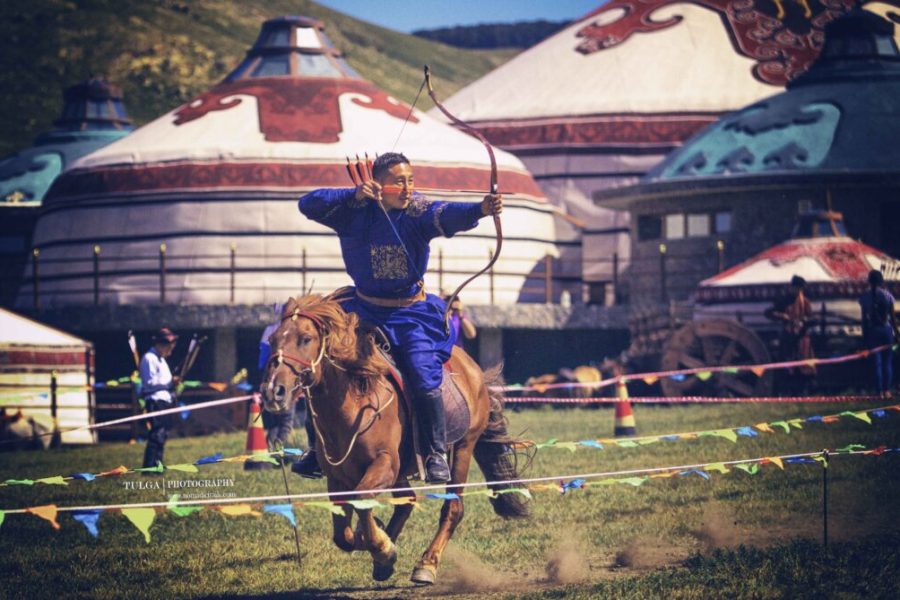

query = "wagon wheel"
[660,319,773,398]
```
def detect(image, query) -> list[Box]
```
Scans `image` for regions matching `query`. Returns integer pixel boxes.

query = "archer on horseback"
[294,152,502,483]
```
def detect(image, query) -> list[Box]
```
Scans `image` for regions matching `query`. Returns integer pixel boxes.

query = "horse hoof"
[372,547,398,582]
[410,564,437,586]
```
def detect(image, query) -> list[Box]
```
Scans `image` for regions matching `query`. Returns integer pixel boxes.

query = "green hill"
[0,0,518,157]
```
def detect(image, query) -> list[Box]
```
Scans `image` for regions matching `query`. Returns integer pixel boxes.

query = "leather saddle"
[367,326,471,478]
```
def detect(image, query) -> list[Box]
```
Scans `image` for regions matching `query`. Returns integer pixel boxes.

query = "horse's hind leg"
[411,442,475,585]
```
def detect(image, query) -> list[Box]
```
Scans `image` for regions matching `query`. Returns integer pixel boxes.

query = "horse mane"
[284,290,391,392]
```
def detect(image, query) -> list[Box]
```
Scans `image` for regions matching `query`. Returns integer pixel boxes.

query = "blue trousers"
[866,326,894,394]
[342,291,455,394]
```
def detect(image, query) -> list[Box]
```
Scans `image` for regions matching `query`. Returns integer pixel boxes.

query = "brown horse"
[262,292,528,585]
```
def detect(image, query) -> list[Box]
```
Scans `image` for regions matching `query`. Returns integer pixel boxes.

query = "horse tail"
[472,363,531,519]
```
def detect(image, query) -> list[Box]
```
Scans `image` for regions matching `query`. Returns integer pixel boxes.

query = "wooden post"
[659,243,668,303]
[820,302,827,336]
[50,370,60,447]
[544,254,553,304]
[301,247,307,294]
[488,249,495,305]
[159,243,167,304]
[229,243,236,305]
[716,239,725,273]
[32,248,40,311]
[93,245,101,306]
[86,348,96,443]
[612,252,619,306]
[822,450,829,548]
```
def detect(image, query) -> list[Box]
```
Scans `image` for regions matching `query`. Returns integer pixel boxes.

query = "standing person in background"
[445,295,477,349]
[140,328,180,469]
[764,275,816,393]
[859,269,898,399]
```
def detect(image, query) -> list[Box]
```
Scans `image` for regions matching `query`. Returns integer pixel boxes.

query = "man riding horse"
[294,152,502,483]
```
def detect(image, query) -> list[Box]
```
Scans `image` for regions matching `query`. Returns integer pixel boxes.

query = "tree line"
[412,20,570,49]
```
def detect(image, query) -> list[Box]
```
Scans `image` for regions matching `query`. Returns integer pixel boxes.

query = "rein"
[270,307,394,468]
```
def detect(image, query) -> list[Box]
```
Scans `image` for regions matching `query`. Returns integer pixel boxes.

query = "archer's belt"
[356,288,426,308]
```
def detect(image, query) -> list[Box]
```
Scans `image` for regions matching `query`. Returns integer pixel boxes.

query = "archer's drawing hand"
[355,180,383,202]
[481,193,502,216]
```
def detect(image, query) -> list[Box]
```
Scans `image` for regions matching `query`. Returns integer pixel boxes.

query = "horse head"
[262,297,328,415]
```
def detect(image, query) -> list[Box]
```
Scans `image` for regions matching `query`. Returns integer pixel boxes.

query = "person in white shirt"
[140,327,180,469]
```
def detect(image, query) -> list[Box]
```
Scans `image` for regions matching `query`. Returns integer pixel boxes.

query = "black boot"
[291,412,323,479]
[418,388,450,483]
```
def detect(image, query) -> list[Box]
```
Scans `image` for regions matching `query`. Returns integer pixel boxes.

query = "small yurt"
[0,308,95,445]
[695,211,900,337]
[20,16,557,308]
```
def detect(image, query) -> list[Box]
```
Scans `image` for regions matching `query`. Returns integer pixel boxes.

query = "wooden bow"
[424,65,503,330]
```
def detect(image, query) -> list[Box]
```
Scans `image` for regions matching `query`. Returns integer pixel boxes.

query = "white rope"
[2,447,882,515]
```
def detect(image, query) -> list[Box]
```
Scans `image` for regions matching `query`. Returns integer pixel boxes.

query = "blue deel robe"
[298,188,484,392]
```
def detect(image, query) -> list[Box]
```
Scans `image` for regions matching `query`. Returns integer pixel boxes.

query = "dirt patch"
[614,536,689,569]
[691,503,743,552]
[544,533,591,584]
[434,547,524,595]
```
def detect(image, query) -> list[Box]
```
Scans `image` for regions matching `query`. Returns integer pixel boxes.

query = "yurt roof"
[57,16,543,201]
[645,7,900,184]
[435,0,883,127]
[0,78,132,206]
[0,308,91,348]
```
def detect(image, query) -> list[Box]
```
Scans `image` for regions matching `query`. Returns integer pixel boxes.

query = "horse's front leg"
[385,478,416,543]
[352,451,400,581]
[411,442,475,585]
[328,478,355,552]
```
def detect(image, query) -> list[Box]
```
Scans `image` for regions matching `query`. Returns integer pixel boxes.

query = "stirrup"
[424,453,451,483]
[291,450,323,479]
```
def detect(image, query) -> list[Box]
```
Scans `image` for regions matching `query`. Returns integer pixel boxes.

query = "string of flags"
[3,403,897,490]
[0,445,893,542]
[497,343,899,395]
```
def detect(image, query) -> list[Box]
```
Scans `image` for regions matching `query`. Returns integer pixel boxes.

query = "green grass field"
[1,401,899,599]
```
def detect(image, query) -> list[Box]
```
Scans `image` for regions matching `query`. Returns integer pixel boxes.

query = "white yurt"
[0,308,95,445]
[20,16,558,308]
[435,0,895,300]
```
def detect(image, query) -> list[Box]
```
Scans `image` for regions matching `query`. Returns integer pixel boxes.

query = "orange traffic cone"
[244,395,271,470]
[614,378,636,437]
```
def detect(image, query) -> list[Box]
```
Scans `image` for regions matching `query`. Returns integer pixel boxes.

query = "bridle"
[265,305,395,468]
[266,308,328,395]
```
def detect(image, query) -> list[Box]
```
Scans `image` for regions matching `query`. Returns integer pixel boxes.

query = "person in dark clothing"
[140,328,180,469]
[765,275,815,393]
[859,269,898,398]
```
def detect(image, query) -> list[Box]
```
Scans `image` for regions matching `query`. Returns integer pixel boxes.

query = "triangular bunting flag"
[35,476,68,486]
[734,463,759,475]
[696,371,713,381]
[263,504,297,527]
[347,499,381,510]
[27,504,60,530]
[303,501,345,515]
[168,505,204,517]
[194,453,223,465]
[218,504,261,517]
[122,508,156,543]
[72,510,102,538]
[426,493,460,501]
[166,464,199,473]
[642,375,659,385]
[750,366,766,377]
[765,457,785,470]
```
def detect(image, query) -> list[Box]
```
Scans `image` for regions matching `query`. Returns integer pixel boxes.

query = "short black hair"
[869,269,885,287]
[372,152,410,180]
[790,275,806,288]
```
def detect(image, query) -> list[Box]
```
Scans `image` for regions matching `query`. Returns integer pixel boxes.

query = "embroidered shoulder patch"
[370,245,408,280]
[405,195,431,217]
[433,202,448,237]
